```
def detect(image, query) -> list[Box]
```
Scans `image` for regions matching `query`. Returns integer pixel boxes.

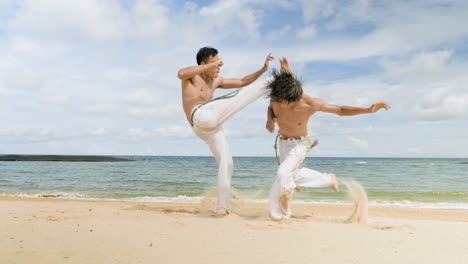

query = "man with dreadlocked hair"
[266,57,390,221]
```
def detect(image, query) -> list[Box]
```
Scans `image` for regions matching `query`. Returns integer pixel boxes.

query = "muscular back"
[181,74,223,122]
[271,94,322,138]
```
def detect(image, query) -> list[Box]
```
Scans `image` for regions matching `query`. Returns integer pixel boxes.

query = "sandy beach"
[1,196,468,264]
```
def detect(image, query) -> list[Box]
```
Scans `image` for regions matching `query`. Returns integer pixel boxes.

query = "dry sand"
[1,196,468,264]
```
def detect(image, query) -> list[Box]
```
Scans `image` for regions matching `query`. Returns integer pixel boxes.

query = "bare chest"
[273,105,311,128]
[190,77,218,97]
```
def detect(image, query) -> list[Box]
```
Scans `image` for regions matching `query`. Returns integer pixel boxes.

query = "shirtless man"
[178,47,274,216]
[266,57,390,221]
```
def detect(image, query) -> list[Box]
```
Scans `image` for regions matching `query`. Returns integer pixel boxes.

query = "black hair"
[196,47,218,65]
[266,69,303,103]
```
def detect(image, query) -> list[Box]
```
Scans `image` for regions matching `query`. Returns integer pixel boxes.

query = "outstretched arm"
[319,100,391,116]
[220,53,274,89]
[177,60,222,80]
[266,101,276,133]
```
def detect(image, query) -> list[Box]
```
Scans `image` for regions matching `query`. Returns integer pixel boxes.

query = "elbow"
[177,70,185,80]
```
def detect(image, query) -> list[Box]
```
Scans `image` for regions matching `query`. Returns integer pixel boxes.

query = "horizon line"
[0,154,466,159]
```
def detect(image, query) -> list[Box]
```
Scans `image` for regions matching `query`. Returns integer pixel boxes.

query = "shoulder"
[183,73,200,83]
[302,94,324,106]
[215,76,225,86]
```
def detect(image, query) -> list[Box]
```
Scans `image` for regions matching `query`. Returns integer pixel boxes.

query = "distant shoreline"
[0,155,134,162]
[0,155,466,159]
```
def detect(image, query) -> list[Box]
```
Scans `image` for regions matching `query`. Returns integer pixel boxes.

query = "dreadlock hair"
[196,47,218,65]
[266,69,303,103]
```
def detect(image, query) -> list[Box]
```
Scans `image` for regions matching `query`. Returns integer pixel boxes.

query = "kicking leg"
[294,168,340,192]
[194,81,267,130]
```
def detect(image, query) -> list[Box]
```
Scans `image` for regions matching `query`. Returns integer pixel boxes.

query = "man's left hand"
[369,102,391,113]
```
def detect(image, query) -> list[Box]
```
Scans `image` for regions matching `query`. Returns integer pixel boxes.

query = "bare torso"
[271,94,321,138]
[181,74,223,123]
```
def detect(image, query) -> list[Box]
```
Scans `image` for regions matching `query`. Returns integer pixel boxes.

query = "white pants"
[269,135,334,220]
[192,83,266,214]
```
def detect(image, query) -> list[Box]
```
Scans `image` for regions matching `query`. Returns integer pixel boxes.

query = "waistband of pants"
[279,133,311,141]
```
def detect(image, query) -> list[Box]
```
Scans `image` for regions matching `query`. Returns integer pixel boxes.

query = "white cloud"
[131,0,169,38]
[287,1,468,62]
[381,51,453,80]
[155,126,193,139]
[165,0,278,45]
[266,25,292,41]
[85,103,115,114]
[42,95,76,105]
[298,0,337,23]
[115,125,193,142]
[7,0,169,40]
[0,127,74,143]
[90,128,108,137]
[9,0,126,40]
[414,93,468,121]
[379,51,468,121]
[8,36,44,56]
[118,128,154,142]
[104,68,130,82]
[343,125,376,135]
[126,104,180,118]
[297,25,317,40]
[125,90,160,106]
[224,125,266,138]
[348,136,369,150]
[407,147,422,154]
[2,68,44,91]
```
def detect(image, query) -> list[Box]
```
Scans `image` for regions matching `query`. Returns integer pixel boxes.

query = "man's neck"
[200,72,213,83]
[283,100,300,108]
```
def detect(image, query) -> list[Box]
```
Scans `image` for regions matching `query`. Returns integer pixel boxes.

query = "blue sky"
[0,0,467,157]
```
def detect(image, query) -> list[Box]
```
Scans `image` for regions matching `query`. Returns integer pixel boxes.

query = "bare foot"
[330,174,340,192]
[269,214,292,223]
[279,190,292,214]
[215,209,229,218]
[269,214,282,222]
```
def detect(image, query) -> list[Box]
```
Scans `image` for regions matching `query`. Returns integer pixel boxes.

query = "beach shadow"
[290,214,315,220]
[372,225,396,230]
[196,187,271,220]
[125,204,200,215]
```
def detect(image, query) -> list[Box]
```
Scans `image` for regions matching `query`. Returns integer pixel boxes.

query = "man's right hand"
[266,118,276,133]
[209,59,223,69]
[280,57,292,73]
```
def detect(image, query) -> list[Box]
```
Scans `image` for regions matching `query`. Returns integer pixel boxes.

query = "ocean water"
[1,156,468,209]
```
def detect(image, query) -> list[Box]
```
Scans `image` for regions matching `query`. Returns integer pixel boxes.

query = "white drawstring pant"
[270,135,334,220]
[191,83,266,214]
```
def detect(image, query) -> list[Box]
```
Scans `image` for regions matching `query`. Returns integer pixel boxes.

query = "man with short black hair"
[266,57,390,221]
[178,47,274,216]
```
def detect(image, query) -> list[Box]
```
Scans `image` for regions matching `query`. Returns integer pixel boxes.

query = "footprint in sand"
[46,215,61,221]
